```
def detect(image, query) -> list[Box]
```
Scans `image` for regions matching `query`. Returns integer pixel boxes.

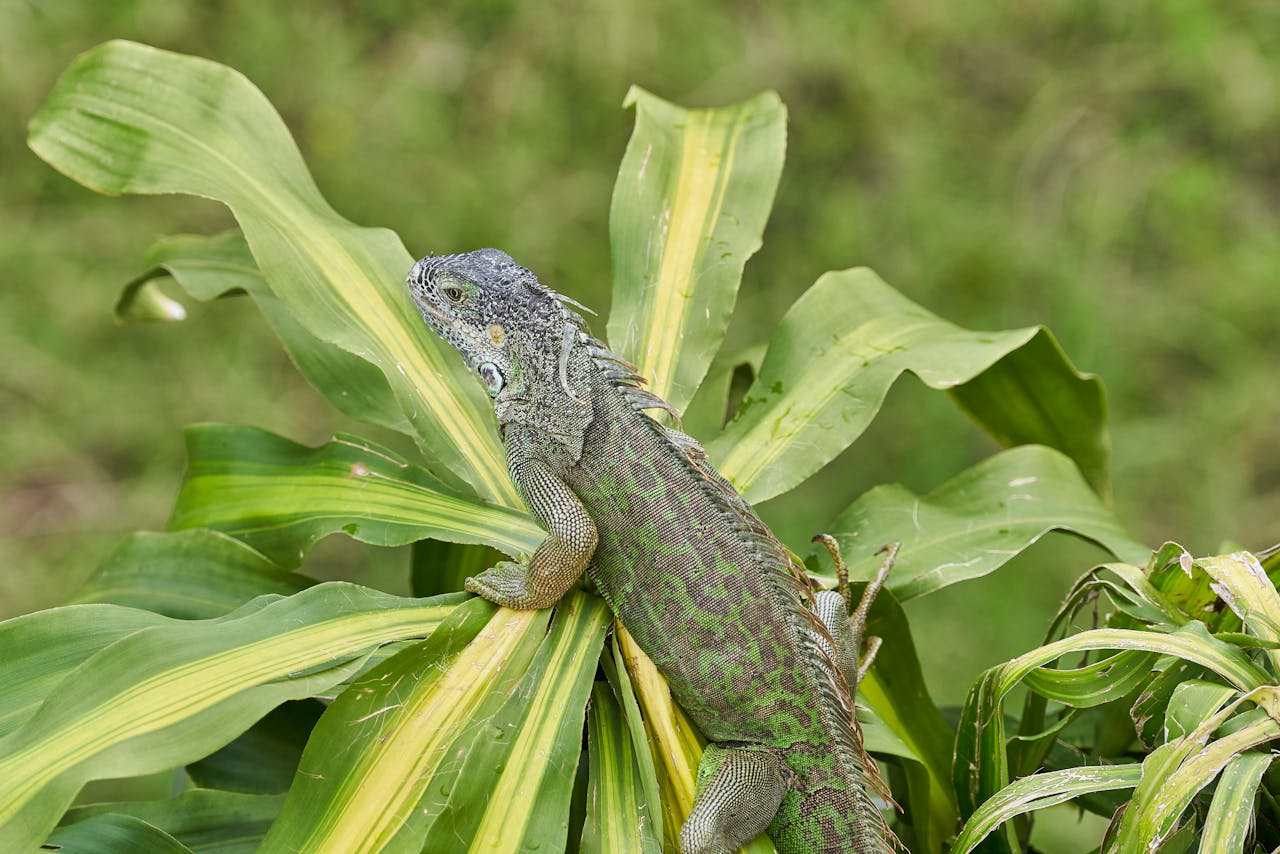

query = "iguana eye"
[440,281,466,305]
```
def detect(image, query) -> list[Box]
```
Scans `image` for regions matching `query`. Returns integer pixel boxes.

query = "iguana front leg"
[465,429,598,610]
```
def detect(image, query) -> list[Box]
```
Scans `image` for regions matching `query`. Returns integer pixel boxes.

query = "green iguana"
[407,248,898,853]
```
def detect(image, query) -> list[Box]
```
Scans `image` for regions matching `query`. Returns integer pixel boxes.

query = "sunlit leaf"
[949,764,1142,854]
[454,592,610,851]
[607,87,784,413]
[118,231,413,436]
[707,268,1107,504]
[0,584,461,849]
[1198,751,1271,853]
[810,445,1147,600]
[0,604,170,740]
[28,40,515,503]
[262,599,545,852]
[1196,551,1280,673]
[169,424,541,567]
[582,682,663,854]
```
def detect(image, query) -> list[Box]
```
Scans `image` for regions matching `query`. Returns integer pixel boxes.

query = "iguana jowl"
[408,249,897,853]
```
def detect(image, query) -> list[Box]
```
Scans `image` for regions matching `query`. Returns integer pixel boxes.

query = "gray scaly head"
[407,248,573,401]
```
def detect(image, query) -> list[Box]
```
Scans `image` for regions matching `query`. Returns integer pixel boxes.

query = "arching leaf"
[169,424,541,568]
[706,268,1108,504]
[607,87,785,413]
[28,40,515,504]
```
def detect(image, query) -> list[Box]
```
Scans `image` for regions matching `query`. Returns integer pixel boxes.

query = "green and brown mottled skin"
[408,249,896,853]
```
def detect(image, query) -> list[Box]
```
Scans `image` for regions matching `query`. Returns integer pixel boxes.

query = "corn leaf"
[169,424,541,568]
[453,592,611,852]
[117,231,413,437]
[1198,751,1271,854]
[46,813,192,853]
[59,789,284,853]
[858,586,957,853]
[954,622,1272,853]
[706,268,1107,504]
[0,584,461,849]
[607,87,785,412]
[582,683,663,854]
[261,599,546,852]
[1113,691,1280,850]
[0,604,171,740]
[27,40,514,504]
[185,700,325,794]
[1196,551,1280,673]
[68,529,311,619]
[949,764,1142,854]
[809,445,1147,601]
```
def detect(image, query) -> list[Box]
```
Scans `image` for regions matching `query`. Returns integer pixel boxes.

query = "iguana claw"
[464,559,559,609]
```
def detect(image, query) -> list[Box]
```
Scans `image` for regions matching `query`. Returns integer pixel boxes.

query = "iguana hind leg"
[811,538,898,689]
[681,743,789,854]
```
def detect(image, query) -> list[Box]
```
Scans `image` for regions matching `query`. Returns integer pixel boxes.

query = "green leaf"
[607,87,785,412]
[812,445,1147,601]
[582,683,662,854]
[60,789,284,853]
[0,584,462,849]
[1113,691,1280,850]
[45,813,192,853]
[410,538,505,598]
[118,231,413,436]
[1199,751,1272,853]
[169,424,540,568]
[602,636,665,847]
[858,586,957,852]
[68,529,311,619]
[262,598,546,852]
[954,622,1272,852]
[0,604,170,740]
[1196,551,1280,674]
[27,40,515,504]
[185,700,325,794]
[446,592,611,851]
[706,268,1107,504]
[949,764,1142,854]
[949,329,1110,497]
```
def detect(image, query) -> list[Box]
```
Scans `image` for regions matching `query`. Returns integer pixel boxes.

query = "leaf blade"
[27,40,514,504]
[607,87,785,412]
[169,424,540,567]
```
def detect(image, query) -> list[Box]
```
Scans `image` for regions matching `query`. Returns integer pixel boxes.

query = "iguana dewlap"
[408,248,896,854]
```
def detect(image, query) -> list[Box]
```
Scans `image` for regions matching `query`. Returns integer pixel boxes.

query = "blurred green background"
[2,2,1278,846]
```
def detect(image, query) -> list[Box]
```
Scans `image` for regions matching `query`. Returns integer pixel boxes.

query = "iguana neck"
[493,341,595,464]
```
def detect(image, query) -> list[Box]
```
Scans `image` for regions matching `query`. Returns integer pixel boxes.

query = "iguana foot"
[810,537,899,689]
[681,743,788,854]
[464,559,561,610]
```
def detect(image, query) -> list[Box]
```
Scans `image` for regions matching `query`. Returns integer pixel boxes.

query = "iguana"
[407,248,898,853]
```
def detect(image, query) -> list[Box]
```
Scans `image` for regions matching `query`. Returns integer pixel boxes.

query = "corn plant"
[953,543,1280,853]
[12,40,1151,852]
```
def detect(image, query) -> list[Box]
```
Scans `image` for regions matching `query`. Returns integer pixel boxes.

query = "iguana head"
[407,248,584,402]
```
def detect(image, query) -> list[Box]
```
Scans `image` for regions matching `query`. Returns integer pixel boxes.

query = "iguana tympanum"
[408,249,897,853]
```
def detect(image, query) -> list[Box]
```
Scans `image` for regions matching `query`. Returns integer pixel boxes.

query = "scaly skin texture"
[407,249,896,853]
